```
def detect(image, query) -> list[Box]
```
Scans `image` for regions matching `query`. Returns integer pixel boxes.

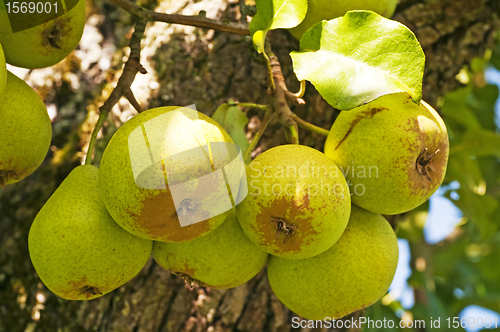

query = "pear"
[237,145,351,259]
[0,42,6,94]
[324,92,449,215]
[99,106,246,243]
[290,0,398,40]
[152,211,268,289]
[0,0,85,69]
[0,71,52,187]
[28,165,153,300]
[267,204,399,320]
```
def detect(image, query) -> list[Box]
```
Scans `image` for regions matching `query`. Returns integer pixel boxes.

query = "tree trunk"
[0,0,499,331]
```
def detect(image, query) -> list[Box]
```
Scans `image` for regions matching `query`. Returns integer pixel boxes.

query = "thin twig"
[85,20,147,165]
[243,110,275,161]
[108,0,249,35]
[85,111,108,165]
[235,103,269,110]
[125,88,144,113]
[290,80,306,98]
[292,113,330,137]
[285,125,299,144]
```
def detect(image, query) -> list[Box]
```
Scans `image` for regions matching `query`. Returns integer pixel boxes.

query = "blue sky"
[385,66,500,331]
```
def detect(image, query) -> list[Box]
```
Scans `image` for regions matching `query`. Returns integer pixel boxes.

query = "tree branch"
[108,0,250,35]
[124,88,144,113]
[85,19,147,165]
[266,43,299,144]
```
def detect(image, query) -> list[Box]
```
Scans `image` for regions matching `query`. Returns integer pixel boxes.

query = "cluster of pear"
[240,92,449,320]
[28,94,448,322]
[0,0,85,187]
[28,107,268,300]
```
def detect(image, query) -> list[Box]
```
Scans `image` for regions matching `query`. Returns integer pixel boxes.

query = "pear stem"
[85,110,108,165]
[285,125,299,144]
[292,113,330,137]
[243,109,275,162]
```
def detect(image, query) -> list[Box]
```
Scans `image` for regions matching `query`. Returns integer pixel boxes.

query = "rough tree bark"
[0,0,499,331]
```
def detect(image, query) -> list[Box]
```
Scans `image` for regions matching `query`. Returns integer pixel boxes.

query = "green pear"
[28,165,153,300]
[324,92,449,215]
[0,42,6,94]
[290,0,398,40]
[267,204,399,320]
[99,106,245,243]
[0,0,85,69]
[0,71,52,187]
[153,211,268,289]
[237,145,351,259]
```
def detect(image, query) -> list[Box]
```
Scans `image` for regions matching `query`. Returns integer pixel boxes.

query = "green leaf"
[396,201,429,243]
[446,152,486,194]
[290,11,425,110]
[471,84,499,131]
[212,104,250,163]
[440,87,482,131]
[448,188,498,239]
[451,129,500,158]
[250,0,307,53]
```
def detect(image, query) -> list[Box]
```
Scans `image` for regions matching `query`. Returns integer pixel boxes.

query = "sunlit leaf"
[250,0,307,53]
[291,11,425,110]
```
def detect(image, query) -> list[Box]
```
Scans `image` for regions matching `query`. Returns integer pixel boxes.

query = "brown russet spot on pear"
[253,195,318,256]
[99,106,240,243]
[131,189,212,242]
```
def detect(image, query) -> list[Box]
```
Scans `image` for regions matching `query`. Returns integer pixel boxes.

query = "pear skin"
[0,0,85,69]
[0,42,6,93]
[324,92,449,215]
[0,71,52,187]
[237,145,351,259]
[153,211,268,289]
[267,204,399,320]
[28,165,153,300]
[99,106,243,243]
